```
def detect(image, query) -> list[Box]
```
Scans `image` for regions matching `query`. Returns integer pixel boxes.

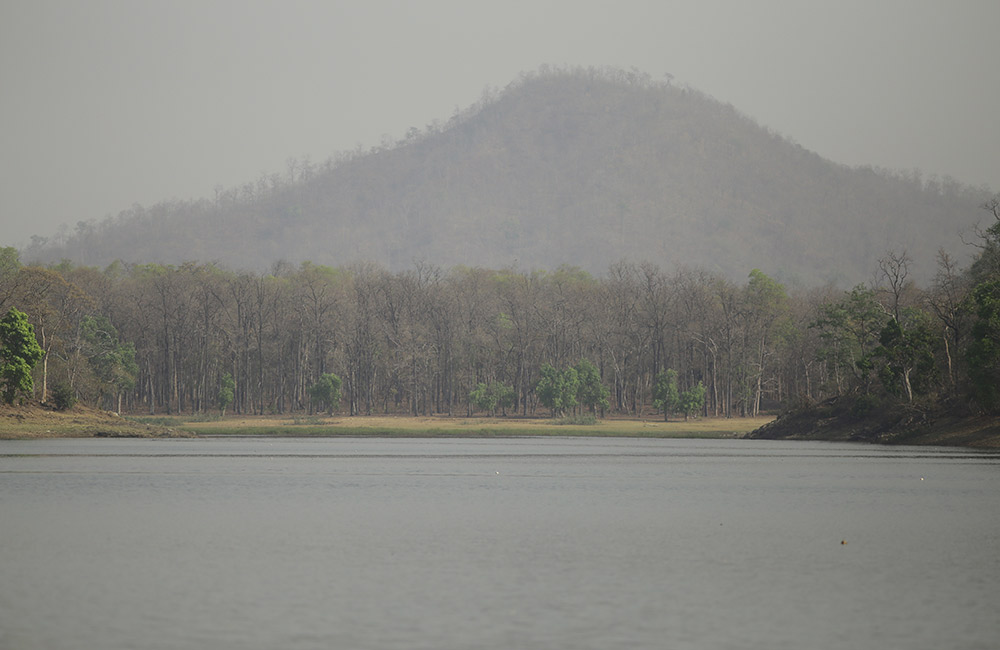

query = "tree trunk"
[39,326,48,403]
[942,335,954,389]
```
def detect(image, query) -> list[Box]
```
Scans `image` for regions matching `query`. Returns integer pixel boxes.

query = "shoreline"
[6,402,998,449]
[748,398,1000,449]
[1,403,767,441]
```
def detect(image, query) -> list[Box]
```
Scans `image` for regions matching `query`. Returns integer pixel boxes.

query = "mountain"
[25,67,990,286]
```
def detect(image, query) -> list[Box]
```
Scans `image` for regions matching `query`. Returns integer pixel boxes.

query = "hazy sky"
[2,0,998,248]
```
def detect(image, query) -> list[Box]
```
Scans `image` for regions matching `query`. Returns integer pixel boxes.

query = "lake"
[1,437,998,649]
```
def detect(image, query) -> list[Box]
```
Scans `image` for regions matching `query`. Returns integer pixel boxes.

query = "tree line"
[1,199,999,420]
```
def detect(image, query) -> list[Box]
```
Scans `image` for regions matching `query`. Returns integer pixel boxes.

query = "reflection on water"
[2,437,998,650]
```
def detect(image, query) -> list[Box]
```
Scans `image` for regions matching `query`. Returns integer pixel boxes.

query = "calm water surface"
[1,437,998,650]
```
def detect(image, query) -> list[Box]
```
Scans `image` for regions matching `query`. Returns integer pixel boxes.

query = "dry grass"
[169,413,774,438]
[0,401,773,440]
[0,402,182,439]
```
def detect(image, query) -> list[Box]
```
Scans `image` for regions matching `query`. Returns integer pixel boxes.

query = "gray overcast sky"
[1,0,998,248]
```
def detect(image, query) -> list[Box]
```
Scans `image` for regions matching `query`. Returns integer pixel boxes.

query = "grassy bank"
[6,400,998,448]
[0,403,769,440]
[118,412,771,439]
[0,402,182,439]
[749,396,1000,448]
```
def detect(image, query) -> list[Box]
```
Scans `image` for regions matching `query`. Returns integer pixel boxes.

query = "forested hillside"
[3,191,1000,425]
[24,67,989,286]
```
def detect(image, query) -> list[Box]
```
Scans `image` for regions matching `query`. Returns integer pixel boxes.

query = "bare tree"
[927,250,969,389]
[877,249,912,323]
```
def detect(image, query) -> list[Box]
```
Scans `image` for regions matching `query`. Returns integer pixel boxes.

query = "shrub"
[51,383,77,411]
[851,393,880,418]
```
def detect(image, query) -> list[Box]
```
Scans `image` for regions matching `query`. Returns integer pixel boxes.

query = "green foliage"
[0,308,44,405]
[746,269,787,311]
[678,382,707,420]
[1,358,34,405]
[811,285,889,393]
[871,313,938,402]
[654,370,704,420]
[80,315,138,399]
[218,372,235,416]
[574,358,609,414]
[652,369,679,421]
[850,393,880,418]
[308,372,343,415]
[967,196,1000,282]
[965,280,1000,411]
[51,382,77,411]
[536,363,579,417]
[469,381,514,416]
[469,383,491,414]
[497,383,516,414]
[0,247,20,281]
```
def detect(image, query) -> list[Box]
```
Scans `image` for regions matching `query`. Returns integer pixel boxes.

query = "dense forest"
[2,194,999,421]
[22,67,989,287]
[6,67,998,423]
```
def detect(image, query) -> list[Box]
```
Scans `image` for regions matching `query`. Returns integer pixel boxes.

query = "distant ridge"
[26,66,989,286]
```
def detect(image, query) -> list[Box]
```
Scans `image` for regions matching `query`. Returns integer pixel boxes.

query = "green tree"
[469,382,493,415]
[496,383,516,415]
[871,312,938,403]
[80,315,138,413]
[678,382,706,420]
[965,280,1000,411]
[469,381,514,416]
[0,308,45,405]
[743,269,790,416]
[51,382,77,411]
[811,285,889,395]
[968,195,1000,282]
[0,247,20,294]
[652,369,679,421]
[536,363,579,417]
[308,372,343,415]
[218,372,235,417]
[574,358,609,415]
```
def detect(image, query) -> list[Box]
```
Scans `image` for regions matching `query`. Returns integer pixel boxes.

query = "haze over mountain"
[25,68,988,286]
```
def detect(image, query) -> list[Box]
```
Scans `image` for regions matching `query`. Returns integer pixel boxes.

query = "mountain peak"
[26,67,987,285]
